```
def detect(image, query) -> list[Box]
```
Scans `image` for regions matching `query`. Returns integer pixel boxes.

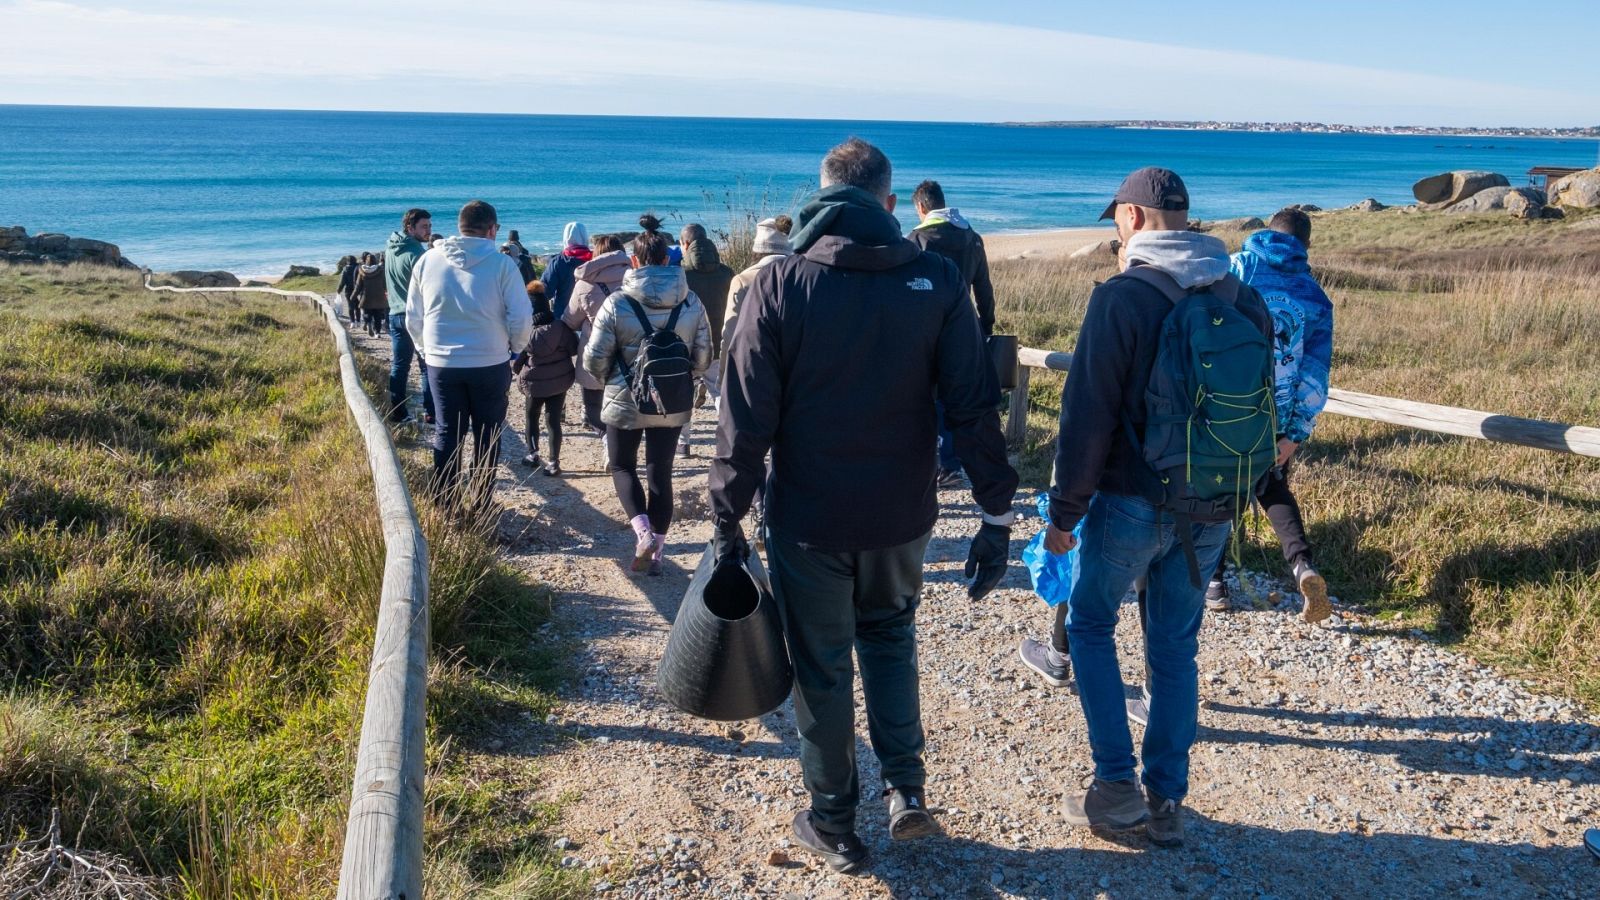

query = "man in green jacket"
[384,208,435,425]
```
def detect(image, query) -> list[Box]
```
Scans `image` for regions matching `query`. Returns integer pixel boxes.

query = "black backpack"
[616,296,694,417]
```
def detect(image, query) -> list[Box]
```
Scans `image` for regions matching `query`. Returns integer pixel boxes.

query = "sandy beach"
[983,226,1116,260]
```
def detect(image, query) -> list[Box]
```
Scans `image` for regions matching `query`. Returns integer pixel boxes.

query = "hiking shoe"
[1205,579,1230,612]
[630,524,656,573]
[1126,683,1153,728]
[542,462,561,477]
[1296,559,1331,623]
[934,468,964,489]
[791,811,868,875]
[1063,778,1148,831]
[1145,789,1185,848]
[885,787,939,840]
[1018,638,1074,690]
[522,454,542,469]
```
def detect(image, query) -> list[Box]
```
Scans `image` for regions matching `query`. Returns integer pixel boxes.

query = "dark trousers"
[605,425,682,533]
[934,399,960,473]
[426,362,511,509]
[1213,463,1312,580]
[767,529,932,835]
[524,390,565,463]
[345,296,361,323]
[582,388,605,432]
[388,314,434,423]
[364,310,387,336]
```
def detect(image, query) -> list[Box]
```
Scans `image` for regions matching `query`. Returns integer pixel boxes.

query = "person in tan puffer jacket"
[563,233,630,435]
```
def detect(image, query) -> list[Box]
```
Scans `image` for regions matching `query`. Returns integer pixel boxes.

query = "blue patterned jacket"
[1230,231,1334,444]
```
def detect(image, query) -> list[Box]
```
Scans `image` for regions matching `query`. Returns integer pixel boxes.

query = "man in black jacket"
[1030,167,1271,849]
[909,180,999,487]
[710,138,1019,875]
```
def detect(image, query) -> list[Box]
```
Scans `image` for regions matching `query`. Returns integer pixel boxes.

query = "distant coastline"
[1003,120,1600,139]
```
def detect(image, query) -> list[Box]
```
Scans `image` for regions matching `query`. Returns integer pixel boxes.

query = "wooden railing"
[144,276,429,899]
[1007,346,1600,458]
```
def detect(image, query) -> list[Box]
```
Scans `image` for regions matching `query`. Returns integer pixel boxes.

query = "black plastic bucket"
[657,543,793,721]
[988,334,1019,390]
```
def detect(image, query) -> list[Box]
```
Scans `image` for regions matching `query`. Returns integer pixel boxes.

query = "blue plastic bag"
[1022,493,1083,607]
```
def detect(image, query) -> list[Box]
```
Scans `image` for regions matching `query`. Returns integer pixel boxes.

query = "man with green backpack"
[1041,167,1275,847]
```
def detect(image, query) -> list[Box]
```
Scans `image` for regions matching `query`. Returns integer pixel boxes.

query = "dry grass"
[992,210,1600,706]
[0,262,578,897]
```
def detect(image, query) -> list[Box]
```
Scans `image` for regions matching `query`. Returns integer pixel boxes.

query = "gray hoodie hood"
[1123,230,1231,290]
[621,265,690,310]
[439,235,503,270]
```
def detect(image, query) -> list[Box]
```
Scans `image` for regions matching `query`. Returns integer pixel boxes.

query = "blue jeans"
[388,313,434,423]
[425,362,511,508]
[934,400,960,473]
[1065,492,1230,802]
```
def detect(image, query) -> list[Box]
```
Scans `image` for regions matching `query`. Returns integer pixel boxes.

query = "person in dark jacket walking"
[513,296,579,476]
[352,252,388,337]
[385,208,435,425]
[541,222,592,318]
[909,180,998,487]
[678,223,734,456]
[710,138,1019,874]
[1024,167,1271,849]
[336,255,359,324]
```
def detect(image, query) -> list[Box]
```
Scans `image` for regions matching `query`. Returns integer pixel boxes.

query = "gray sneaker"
[1125,683,1153,727]
[1018,638,1074,690]
[1585,828,1599,860]
[1295,560,1331,623]
[1146,789,1185,847]
[1063,778,1149,831]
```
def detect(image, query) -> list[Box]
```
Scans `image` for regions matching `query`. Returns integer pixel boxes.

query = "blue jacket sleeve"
[1286,286,1333,443]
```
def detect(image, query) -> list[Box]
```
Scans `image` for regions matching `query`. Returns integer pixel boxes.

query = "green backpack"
[1120,266,1277,586]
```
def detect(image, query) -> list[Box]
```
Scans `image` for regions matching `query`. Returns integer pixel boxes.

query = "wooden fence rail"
[1008,346,1600,459]
[144,277,428,899]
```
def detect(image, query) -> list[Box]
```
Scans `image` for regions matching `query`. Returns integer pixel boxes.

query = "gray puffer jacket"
[583,265,712,429]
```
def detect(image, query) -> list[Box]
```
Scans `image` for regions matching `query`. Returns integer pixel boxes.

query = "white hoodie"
[406,236,533,369]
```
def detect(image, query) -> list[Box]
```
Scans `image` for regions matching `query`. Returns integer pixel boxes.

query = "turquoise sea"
[2,105,1596,277]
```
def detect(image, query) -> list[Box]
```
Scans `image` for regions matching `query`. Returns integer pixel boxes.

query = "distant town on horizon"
[1006,119,1600,139]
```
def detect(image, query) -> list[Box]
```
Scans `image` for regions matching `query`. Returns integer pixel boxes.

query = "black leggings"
[1213,463,1311,579]
[582,388,604,431]
[606,425,682,534]
[524,391,565,463]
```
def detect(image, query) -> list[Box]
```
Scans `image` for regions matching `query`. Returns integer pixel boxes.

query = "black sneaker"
[934,468,964,489]
[885,787,939,840]
[1063,778,1149,831]
[791,811,868,875]
[1205,579,1230,612]
[1146,788,1185,847]
[1018,638,1074,691]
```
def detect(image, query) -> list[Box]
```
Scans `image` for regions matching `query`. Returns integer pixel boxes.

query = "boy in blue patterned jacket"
[1209,208,1334,623]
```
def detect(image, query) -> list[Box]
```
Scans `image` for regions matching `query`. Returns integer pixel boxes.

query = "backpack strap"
[622,296,657,336]
[664,299,686,332]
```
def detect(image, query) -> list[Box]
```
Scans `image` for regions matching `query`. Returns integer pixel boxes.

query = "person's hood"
[914,207,971,231]
[359,262,381,274]
[563,221,590,249]
[387,230,423,254]
[438,236,505,270]
[577,248,630,283]
[1241,229,1310,274]
[1123,230,1231,290]
[790,184,903,253]
[682,239,723,272]
[620,265,690,309]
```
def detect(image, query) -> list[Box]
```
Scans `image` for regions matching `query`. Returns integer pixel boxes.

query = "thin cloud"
[0,0,1592,125]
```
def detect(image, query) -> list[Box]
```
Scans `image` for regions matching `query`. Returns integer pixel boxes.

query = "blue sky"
[1,0,1595,126]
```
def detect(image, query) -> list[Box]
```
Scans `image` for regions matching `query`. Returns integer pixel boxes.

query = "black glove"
[714,518,749,568]
[964,521,1011,600]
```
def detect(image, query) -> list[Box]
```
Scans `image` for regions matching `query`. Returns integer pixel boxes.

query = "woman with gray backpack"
[582,229,712,575]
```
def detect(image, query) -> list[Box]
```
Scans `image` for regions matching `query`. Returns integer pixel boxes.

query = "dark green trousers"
[766,530,932,834]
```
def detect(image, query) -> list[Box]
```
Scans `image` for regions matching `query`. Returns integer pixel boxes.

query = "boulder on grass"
[1069,239,1121,259]
[1196,216,1266,232]
[1551,168,1600,210]
[1503,188,1547,220]
[283,264,321,279]
[32,232,69,253]
[1283,204,1322,213]
[1349,198,1388,212]
[161,270,241,288]
[1413,170,1509,206]
[1446,185,1515,213]
[0,226,25,250]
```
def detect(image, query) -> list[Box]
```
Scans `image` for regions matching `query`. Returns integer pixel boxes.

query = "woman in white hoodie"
[583,230,712,575]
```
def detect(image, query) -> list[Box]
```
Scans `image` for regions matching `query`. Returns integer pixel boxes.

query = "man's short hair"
[912,180,945,211]
[403,208,431,231]
[458,200,497,236]
[681,223,708,245]
[820,137,892,199]
[1268,207,1312,246]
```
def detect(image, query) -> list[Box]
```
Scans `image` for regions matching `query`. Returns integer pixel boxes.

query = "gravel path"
[352,324,1599,899]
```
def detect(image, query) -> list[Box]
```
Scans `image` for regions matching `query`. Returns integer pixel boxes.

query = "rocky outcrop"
[157,270,242,288]
[1503,188,1546,220]
[1349,198,1388,212]
[1413,170,1509,206]
[1069,238,1121,259]
[1445,186,1549,218]
[1446,185,1515,213]
[1551,168,1600,209]
[0,226,137,268]
[1283,204,1322,213]
[283,265,321,279]
[1192,216,1266,233]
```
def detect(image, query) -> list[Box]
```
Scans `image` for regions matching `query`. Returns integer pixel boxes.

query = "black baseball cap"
[1099,166,1190,220]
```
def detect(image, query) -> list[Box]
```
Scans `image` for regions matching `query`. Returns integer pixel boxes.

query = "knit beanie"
[752,218,793,256]
[563,221,590,249]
